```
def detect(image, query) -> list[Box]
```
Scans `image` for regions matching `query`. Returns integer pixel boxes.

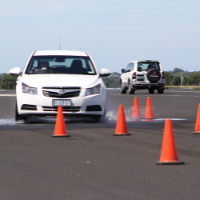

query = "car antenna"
[59,37,61,50]
[79,42,82,52]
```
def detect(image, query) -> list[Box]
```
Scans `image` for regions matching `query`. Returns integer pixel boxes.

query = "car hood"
[21,74,100,88]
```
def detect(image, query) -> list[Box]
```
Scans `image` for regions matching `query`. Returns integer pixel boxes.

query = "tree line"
[0,74,18,89]
[165,68,200,86]
[0,67,200,89]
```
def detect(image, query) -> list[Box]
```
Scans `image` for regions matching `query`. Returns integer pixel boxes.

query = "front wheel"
[92,115,103,122]
[15,102,27,123]
[120,82,127,94]
[148,88,155,94]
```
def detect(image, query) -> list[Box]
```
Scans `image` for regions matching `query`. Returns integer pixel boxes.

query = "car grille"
[86,105,102,111]
[21,104,37,110]
[42,87,81,98]
[43,106,81,112]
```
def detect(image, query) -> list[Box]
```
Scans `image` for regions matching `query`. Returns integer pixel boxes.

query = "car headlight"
[85,83,101,96]
[22,82,37,95]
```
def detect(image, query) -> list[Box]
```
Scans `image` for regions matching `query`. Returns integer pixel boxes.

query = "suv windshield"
[138,62,160,71]
[25,56,97,75]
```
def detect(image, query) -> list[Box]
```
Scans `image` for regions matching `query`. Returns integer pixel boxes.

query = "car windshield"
[138,62,160,71]
[25,56,97,75]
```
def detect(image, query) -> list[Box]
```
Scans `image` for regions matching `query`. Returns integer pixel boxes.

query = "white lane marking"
[159,95,200,97]
[0,119,15,125]
[0,94,16,96]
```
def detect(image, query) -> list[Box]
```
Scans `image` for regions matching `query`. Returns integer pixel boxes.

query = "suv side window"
[126,64,130,72]
[129,63,132,71]
[130,63,134,71]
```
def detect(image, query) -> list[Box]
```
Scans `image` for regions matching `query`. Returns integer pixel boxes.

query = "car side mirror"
[9,67,21,75]
[99,68,111,77]
[121,69,125,73]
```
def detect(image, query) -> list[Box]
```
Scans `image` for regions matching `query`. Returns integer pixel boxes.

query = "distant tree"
[0,73,6,82]
[102,72,120,88]
[169,76,181,85]
[1,74,18,89]
[171,68,185,74]
[182,76,188,85]
[104,81,109,88]
[186,72,200,85]
[164,72,174,85]
[111,72,121,77]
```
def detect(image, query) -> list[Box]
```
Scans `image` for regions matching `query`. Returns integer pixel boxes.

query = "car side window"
[129,64,132,71]
[126,64,131,72]
[129,63,134,71]
[132,63,135,71]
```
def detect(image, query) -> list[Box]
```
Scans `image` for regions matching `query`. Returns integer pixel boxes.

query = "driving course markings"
[0,94,16,96]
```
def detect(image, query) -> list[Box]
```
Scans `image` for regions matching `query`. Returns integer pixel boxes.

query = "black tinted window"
[138,62,160,71]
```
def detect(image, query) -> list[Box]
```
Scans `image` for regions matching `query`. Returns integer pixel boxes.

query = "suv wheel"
[128,83,135,94]
[120,82,127,94]
[148,88,155,94]
[157,89,164,94]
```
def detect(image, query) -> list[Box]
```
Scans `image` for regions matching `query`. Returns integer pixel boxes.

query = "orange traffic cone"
[52,106,70,137]
[193,103,200,134]
[156,119,184,165]
[114,105,131,136]
[132,97,141,121]
[145,97,155,120]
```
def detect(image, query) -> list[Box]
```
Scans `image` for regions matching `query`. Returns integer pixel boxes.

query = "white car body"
[120,60,165,94]
[9,50,111,121]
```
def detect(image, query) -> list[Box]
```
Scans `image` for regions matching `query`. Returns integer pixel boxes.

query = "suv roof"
[136,60,160,63]
[34,50,88,57]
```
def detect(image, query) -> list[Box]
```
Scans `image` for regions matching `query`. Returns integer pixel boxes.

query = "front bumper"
[17,89,105,117]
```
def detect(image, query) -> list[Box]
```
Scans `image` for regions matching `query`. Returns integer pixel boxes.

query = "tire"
[148,88,155,94]
[128,83,135,94]
[15,101,27,123]
[120,82,127,94]
[147,68,161,83]
[157,89,164,94]
[92,115,102,122]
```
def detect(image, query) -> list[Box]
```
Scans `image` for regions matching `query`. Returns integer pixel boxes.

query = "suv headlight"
[22,82,37,95]
[85,83,101,96]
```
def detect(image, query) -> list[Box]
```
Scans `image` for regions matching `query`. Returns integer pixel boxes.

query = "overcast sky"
[0,0,200,73]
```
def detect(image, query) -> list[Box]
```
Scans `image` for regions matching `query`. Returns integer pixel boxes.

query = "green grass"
[166,85,200,90]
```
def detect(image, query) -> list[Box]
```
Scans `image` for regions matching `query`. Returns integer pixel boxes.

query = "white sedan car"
[9,50,111,122]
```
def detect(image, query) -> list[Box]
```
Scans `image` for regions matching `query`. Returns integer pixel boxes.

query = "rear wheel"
[148,88,155,94]
[15,102,27,123]
[120,82,127,94]
[157,89,164,94]
[128,83,135,94]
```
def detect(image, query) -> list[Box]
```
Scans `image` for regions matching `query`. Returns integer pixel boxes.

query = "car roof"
[33,50,88,57]
[130,60,160,63]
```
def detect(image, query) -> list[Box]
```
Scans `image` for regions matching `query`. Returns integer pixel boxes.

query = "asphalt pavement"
[0,89,200,200]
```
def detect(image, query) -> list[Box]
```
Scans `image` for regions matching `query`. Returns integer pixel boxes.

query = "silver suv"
[120,60,165,94]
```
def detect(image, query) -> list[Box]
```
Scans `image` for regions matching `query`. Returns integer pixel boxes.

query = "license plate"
[52,99,71,106]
